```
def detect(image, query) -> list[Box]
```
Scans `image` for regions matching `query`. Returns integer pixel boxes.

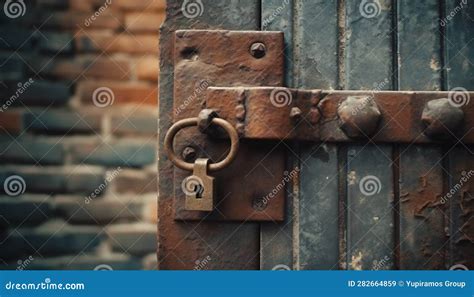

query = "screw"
[252,197,267,211]
[290,107,302,122]
[182,146,197,162]
[249,42,266,59]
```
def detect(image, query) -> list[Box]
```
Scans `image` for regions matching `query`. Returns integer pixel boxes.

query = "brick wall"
[0,0,164,270]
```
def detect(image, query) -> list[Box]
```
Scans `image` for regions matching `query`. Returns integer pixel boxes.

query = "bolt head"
[252,196,267,211]
[422,98,464,139]
[290,107,302,121]
[337,96,382,138]
[182,146,197,162]
[249,42,266,59]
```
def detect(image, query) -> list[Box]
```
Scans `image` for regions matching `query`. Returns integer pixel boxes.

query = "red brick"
[114,0,166,11]
[0,111,22,134]
[44,11,122,30]
[113,170,157,194]
[125,12,165,32]
[78,81,157,106]
[111,110,158,136]
[75,31,158,54]
[135,56,159,82]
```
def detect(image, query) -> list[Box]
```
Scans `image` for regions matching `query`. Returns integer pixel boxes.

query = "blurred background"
[0,0,164,270]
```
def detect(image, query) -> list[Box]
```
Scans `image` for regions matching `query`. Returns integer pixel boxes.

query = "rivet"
[182,146,197,162]
[252,196,267,211]
[337,95,382,138]
[421,98,464,139]
[249,42,266,59]
[290,107,302,122]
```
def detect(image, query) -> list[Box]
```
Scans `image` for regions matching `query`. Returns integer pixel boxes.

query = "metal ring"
[164,117,239,172]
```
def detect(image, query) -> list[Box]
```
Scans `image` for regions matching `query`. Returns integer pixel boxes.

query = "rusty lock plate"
[172,30,286,221]
[206,87,474,143]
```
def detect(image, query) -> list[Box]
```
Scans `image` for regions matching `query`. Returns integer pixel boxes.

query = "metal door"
[158,0,473,270]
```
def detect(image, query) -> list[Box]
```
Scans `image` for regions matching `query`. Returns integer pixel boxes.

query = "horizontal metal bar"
[206,87,474,144]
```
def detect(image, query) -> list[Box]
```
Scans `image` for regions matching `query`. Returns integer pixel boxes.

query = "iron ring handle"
[164,117,239,172]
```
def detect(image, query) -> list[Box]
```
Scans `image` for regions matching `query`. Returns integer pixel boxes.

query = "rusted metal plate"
[206,88,474,144]
[399,146,446,269]
[449,147,474,270]
[206,87,320,141]
[172,30,286,221]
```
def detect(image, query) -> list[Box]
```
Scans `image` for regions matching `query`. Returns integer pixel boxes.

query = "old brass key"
[184,158,214,211]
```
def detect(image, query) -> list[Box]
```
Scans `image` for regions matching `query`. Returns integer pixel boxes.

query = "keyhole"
[194,183,204,199]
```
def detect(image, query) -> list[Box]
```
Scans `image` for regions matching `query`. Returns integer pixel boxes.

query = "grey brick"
[0,167,105,195]
[0,81,71,107]
[111,115,157,136]
[0,56,24,81]
[71,140,156,168]
[0,27,35,51]
[0,221,103,260]
[107,223,156,256]
[55,196,144,224]
[0,253,142,270]
[38,32,74,54]
[23,109,102,134]
[0,136,64,165]
[0,195,53,225]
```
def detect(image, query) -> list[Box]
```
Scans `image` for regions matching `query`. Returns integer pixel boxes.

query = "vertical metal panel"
[397,0,446,270]
[344,0,395,270]
[399,146,446,269]
[445,0,474,89]
[294,0,339,89]
[398,0,442,90]
[445,0,474,270]
[158,0,261,270]
[260,0,294,270]
[449,147,474,269]
[344,0,393,90]
[299,144,340,270]
[296,0,340,270]
[347,145,394,270]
